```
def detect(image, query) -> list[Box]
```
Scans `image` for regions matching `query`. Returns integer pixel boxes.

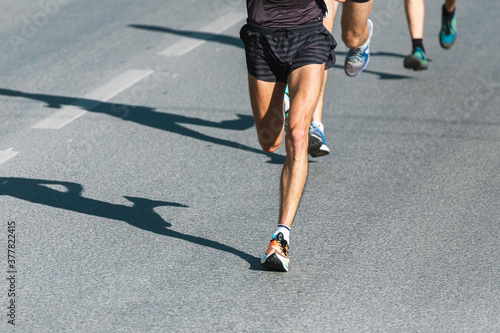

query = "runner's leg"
[444,0,457,12]
[279,63,325,228]
[312,0,338,123]
[341,0,374,49]
[247,74,286,153]
[404,0,428,70]
[342,0,374,77]
[405,0,425,40]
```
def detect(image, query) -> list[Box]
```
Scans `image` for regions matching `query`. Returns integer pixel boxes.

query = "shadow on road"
[128,24,411,80]
[336,50,408,59]
[333,64,413,80]
[128,24,245,49]
[0,177,264,270]
[0,88,285,164]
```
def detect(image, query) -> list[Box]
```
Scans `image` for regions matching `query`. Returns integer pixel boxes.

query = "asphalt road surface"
[1,0,499,332]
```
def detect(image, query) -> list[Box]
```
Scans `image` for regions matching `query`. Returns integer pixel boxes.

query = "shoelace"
[443,19,455,36]
[275,236,288,256]
[274,234,288,257]
[414,48,426,60]
[278,242,288,256]
[349,47,365,62]
[310,123,321,131]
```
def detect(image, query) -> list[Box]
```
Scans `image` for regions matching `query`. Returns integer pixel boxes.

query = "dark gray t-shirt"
[246,0,326,27]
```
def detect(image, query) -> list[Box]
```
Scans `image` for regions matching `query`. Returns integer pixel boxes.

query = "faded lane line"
[33,69,154,129]
[0,149,19,165]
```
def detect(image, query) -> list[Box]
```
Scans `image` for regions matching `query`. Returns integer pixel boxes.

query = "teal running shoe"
[404,47,428,71]
[440,6,457,49]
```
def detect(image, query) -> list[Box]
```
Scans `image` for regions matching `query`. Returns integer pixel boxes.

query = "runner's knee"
[342,29,365,49]
[285,127,308,157]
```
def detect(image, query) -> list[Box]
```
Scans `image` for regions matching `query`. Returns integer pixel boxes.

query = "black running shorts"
[240,20,337,83]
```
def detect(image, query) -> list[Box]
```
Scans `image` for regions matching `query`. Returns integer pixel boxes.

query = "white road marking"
[159,11,246,57]
[33,69,154,129]
[0,150,19,164]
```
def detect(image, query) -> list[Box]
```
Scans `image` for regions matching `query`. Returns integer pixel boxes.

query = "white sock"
[358,20,373,50]
[273,225,291,244]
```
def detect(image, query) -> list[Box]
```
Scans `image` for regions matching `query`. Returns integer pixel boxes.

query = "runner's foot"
[404,47,428,71]
[440,5,457,49]
[308,122,330,157]
[345,19,373,77]
[261,232,289,272]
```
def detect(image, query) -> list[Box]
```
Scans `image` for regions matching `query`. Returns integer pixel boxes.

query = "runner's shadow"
[0,88,285,164]
[337,50,433,62]
[0,177,264,270]
[336,51,408,59]
[128,24,245,49]
[332,64,412,80]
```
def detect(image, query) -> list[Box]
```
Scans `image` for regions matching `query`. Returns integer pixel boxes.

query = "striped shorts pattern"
[240,20,336,83]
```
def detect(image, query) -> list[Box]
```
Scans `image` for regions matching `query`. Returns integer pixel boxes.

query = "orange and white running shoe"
[261,232,289,272]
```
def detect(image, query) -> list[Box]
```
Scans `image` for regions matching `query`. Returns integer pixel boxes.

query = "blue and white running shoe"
[308,122,330,157]
[345,19,373,77]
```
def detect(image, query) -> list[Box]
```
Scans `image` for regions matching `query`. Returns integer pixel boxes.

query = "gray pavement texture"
[0,0,499,332]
